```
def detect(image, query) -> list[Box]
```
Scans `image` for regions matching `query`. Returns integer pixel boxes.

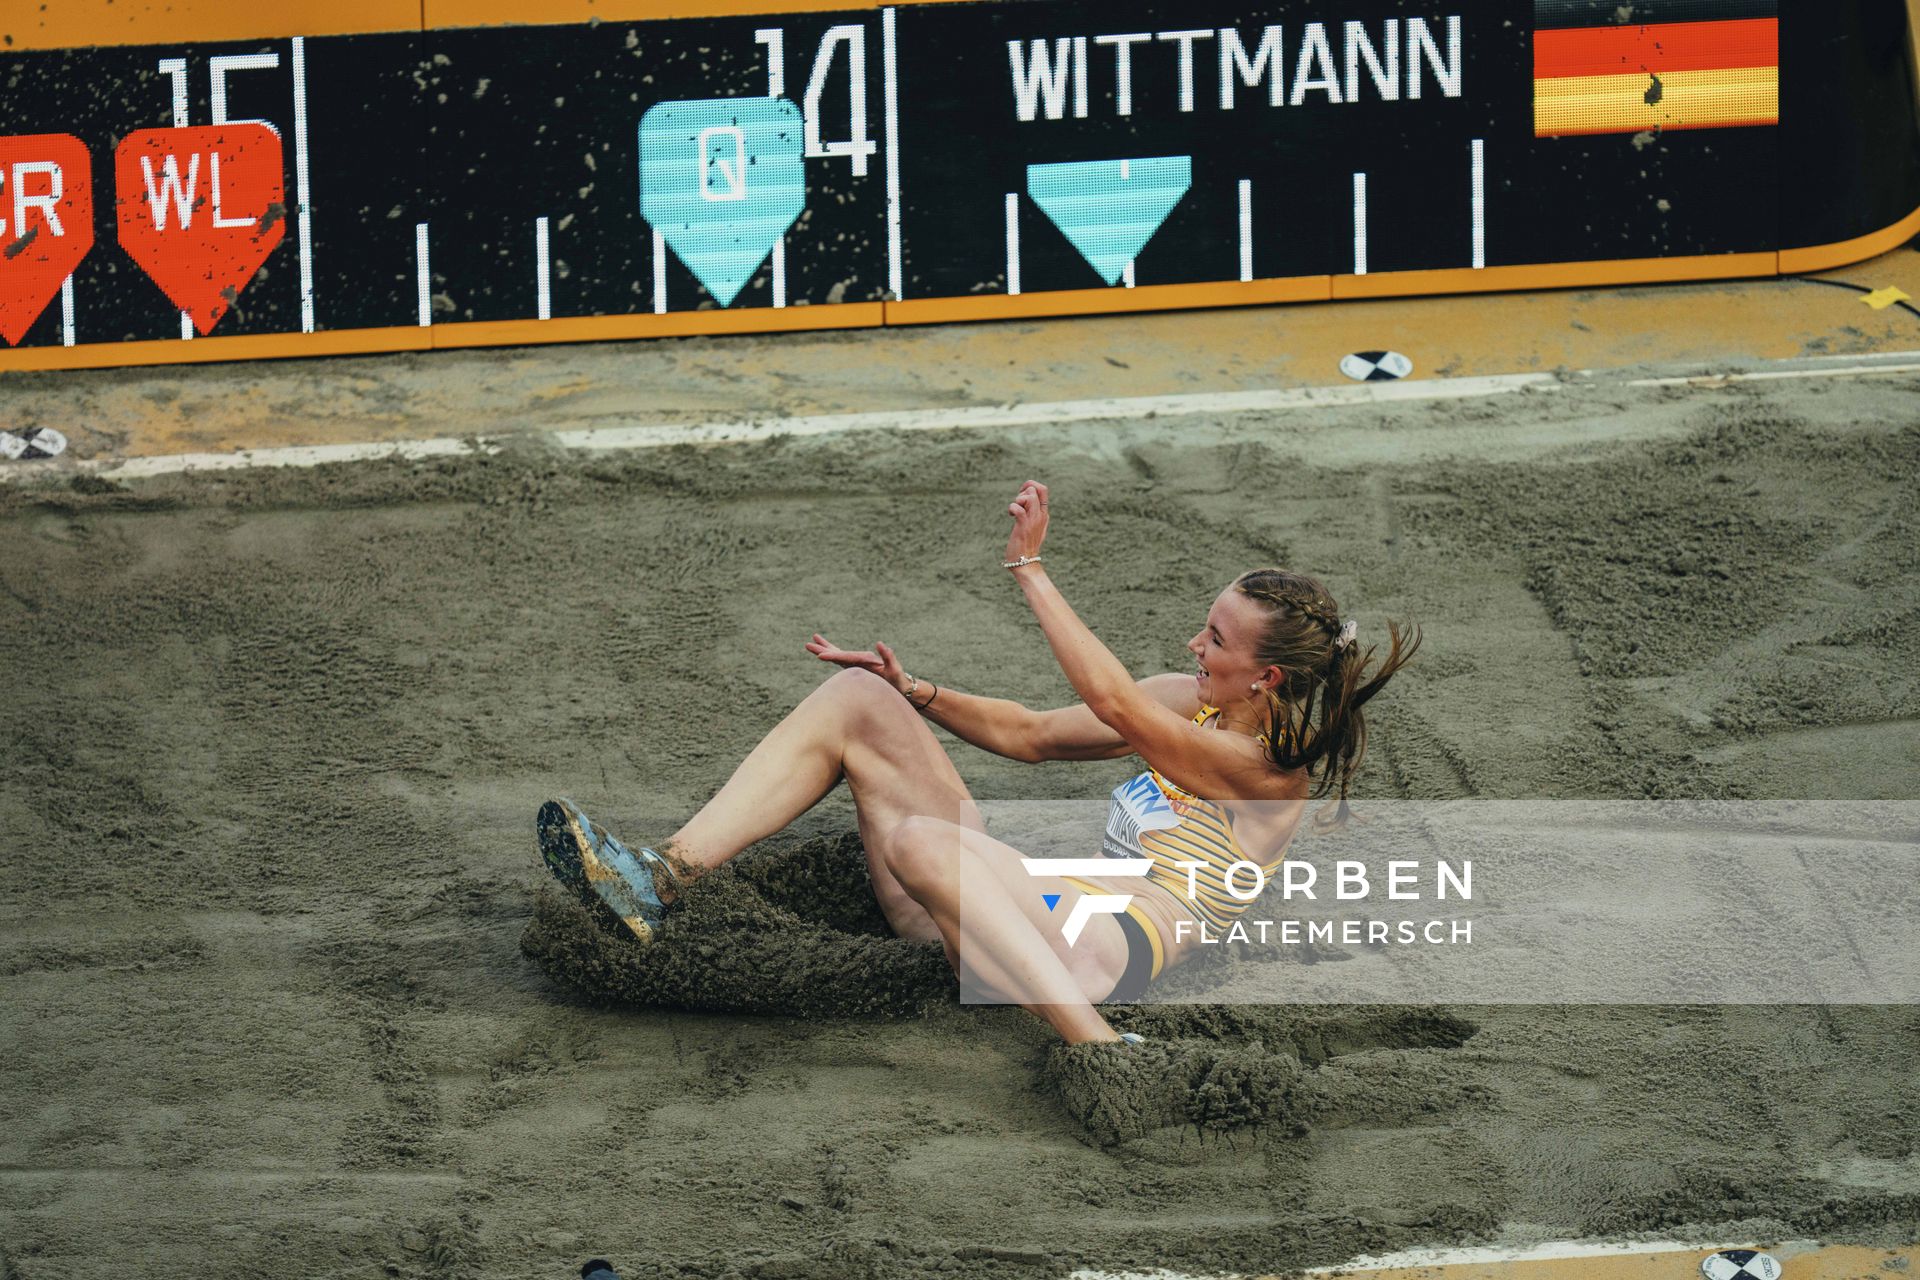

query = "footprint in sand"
[1046,1007,1485,1147]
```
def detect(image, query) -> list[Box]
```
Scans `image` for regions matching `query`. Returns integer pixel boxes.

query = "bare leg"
[650,668,1131,1043]
[657,668,983,942]
[885,816,1131,1045]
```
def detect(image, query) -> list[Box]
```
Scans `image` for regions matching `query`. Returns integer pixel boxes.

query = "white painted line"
[882,6,903,300]
[652,227,668,314]
[1303,1237,1799,1274]
[180,312,195,341]
[535,216,552,320]
[1470,138,1485,270]
[551,375,1557,451]
[1779,346,1920,361]
[1353,171,1368,276]
[60,276,74,347]
[1630,362,1920,386]
[26,353,1920,487]
[1237,178,1253,282]
[1122,261,1136,289]
[414,223,431,326]
[292,37,315,332]
[35,374,1555,483]
[94,436,498,480]
[771,238,786,309]
[1069,1237,1833,1280]
[1005,193,1020,295]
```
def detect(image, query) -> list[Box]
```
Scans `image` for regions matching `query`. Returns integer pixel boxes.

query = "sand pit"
[2,369,1917,1277]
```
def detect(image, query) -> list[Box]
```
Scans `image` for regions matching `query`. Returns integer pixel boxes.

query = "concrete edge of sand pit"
[1066,1238,1915,1280]
[5,349,1920,488]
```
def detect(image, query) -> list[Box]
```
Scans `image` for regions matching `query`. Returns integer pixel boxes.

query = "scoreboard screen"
[0,0,1915,363]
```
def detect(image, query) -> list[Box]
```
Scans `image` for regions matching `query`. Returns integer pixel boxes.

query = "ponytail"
[1233,569,1422,830]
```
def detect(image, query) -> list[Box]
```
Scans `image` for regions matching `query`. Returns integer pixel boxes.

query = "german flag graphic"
[1534,0,1778,137]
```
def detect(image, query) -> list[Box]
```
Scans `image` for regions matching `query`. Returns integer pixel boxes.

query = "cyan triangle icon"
[1026,157,1192,286]
[639,97,806,308]
[1042,893,1061,912]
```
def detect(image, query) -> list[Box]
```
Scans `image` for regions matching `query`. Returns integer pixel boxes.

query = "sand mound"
[522,833,1491,1146]
[1051,1008,1484,1146]
[520,834,956,1019]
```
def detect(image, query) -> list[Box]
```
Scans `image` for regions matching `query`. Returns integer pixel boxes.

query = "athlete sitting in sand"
[537,480,1417,1047]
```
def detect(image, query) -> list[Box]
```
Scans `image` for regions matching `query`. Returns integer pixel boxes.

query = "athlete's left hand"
[1004,479,1049,563]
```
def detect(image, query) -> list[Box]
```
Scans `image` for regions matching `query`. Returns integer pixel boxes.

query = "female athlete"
[537,480,1418,1045]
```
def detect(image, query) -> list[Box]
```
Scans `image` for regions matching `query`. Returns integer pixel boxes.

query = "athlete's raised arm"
[804,635,1196,762]
[1001,480,1281,800]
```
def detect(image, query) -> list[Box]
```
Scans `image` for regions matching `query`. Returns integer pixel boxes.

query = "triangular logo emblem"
[1042,894,1061,912]
[1026,157,1192,286]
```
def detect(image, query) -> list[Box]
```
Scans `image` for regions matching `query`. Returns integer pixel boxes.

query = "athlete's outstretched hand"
[1004,479,1049,565]
[805,634,910,693]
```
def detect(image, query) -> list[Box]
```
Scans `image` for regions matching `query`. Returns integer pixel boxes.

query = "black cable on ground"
[1791,274,1920,322]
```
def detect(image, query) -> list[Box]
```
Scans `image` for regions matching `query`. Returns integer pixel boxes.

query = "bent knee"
[884,816,972,888]
[827,666,914,715]
[828,666,892,694]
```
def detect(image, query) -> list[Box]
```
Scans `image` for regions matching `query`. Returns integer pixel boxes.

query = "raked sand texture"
[1,372,1916,1278]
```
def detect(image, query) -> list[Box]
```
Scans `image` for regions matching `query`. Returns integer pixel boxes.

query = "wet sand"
[1,368,1917,1278]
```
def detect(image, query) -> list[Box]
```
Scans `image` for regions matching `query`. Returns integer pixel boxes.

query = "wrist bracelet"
[903,674,920,701]
[1003,554,1044,571]
[921,682,940,710]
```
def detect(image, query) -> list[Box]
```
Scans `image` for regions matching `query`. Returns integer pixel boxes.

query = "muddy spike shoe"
[536,797,683,945]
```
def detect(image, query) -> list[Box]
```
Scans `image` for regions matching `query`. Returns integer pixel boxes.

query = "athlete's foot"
[648,842,706,907]
[537,798,683,945]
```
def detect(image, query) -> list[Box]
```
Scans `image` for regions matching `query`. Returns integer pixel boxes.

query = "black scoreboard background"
[1,0,1916,351]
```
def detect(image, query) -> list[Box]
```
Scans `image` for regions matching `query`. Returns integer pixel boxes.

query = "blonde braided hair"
[1231,568,1421,827]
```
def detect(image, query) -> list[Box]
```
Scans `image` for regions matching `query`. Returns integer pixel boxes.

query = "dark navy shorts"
[1102,911,1156,1004]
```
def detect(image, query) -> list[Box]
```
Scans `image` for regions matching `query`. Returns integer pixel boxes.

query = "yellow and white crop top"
[1101,705,1281,931]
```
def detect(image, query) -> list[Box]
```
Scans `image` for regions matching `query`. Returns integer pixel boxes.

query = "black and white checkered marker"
[1701,1249,1780,1280]
[0,427,67,461]
[1339,351,1413,382]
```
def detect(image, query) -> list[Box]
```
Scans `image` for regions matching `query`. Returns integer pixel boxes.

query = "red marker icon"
[0,134,94,347]
[115,124,285,335]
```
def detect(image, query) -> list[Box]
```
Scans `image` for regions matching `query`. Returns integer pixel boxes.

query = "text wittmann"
[1007,18,1465,121]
